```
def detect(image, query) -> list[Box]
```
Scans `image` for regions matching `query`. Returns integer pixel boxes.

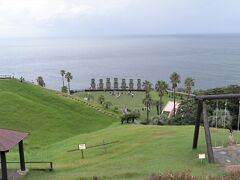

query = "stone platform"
[214,145,240,167]
[0,169,22,180]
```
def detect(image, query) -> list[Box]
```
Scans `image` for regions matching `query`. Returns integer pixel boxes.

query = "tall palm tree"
[155,80,168,114]
[65,72,73,94]
[143,93,153,123]
[185,77,195,97]
[170,72,181,117]
[142,80,152,94]
[60,70,66,87]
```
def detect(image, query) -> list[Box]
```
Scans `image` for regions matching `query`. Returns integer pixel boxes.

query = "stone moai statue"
[106,78,111,90]
[114,78,119,90]
[99,79,104,90]
[121,79,127,90]
[129,79,134,90]
[137,79,142,90]
[91,79,96,89]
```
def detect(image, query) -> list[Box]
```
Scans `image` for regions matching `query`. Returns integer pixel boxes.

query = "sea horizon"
[1,34,240,91]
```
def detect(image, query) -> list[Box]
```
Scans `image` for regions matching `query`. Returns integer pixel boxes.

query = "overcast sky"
[0,0,240,38]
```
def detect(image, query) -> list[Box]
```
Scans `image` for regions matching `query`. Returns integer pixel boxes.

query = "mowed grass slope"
[0,80,115,149]
[25,125,223,180]
[0,80,224,179]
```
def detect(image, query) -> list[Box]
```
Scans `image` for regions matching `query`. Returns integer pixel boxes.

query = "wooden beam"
[1,151,8,180]
[18,140,26,171]
[202,102,214,163]
[192,100,203,149]
[196,94,240,101]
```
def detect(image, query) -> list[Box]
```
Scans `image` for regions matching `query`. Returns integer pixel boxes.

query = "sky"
[0,0,240,38]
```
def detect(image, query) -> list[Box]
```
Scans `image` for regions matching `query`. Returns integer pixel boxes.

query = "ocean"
[0,35,240,91]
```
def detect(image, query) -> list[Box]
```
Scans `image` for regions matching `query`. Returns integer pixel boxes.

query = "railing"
[0,75,12,79]
[0,161,53,171]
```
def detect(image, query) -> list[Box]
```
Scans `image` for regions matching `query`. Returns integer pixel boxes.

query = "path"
[0,169,22,180]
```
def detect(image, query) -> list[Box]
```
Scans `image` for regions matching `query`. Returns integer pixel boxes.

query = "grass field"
[75,91,180,120]
[0,80,115,152]
[0,80,234,179]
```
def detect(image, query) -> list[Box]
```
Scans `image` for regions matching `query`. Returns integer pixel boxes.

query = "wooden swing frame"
[192,94,240,163]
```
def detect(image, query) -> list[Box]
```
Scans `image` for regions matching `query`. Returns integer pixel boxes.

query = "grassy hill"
[0,80,227,179]
[24,125,223,180]
[0,80,115,149]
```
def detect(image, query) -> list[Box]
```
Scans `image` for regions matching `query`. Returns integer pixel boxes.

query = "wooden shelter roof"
[0,128,29,152]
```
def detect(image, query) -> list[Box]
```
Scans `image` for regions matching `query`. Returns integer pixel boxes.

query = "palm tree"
[60,70,65,87]
[143,93,153,123]
[170,72,181,117]
[155,80,168,114]
[142,80,152,94]
[185,77,195,97]
[65,72,73,94]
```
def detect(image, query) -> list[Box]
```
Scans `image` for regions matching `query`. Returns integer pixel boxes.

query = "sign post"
[198,154,206,163]
[79,144,86,159]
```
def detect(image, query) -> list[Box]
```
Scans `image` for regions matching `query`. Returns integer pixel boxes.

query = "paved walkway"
[214,145,240,166]
[0,169,22,180]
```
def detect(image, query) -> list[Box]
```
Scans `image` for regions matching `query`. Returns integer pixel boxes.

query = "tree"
[155,80,168,114]
[143,93,153,124]
[185,77,195,97]
[98,95,105,105]
[37,76,45,87]
[60,70,66,87]
[121,110,140,124]
[142,80,152,94]
[65,72,73,94]
[104,101,112,109]
[170,72,181,117]
[61,86,68,93]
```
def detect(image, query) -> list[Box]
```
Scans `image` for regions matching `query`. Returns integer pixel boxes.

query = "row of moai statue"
[90,78,142,90]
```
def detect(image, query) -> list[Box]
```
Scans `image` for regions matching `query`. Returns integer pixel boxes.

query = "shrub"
[104,101,112,109]
[121,110,140,124]
[98,95,105,105]
[148,170,240,180]
[209,109,232,129]
[36,76,45,87]
[148,170,194,180]
[113,106,119,112]
[149,114,168,125]
[61,86,68,93]
[172,99,197,125]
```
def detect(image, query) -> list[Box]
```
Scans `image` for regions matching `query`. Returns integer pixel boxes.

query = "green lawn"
[75,91,180,120]
[24,125,229,180]
[0,80,116,151]
[0,80,233,179]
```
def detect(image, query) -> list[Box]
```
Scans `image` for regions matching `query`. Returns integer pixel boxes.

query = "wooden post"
[1,151,8,180]
[202,102,214,163]
[192,100,203,149]
[18,140,26,171]
[81,150,84,159]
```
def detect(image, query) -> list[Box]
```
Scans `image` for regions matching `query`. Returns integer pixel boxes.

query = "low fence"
[0,75,12,79]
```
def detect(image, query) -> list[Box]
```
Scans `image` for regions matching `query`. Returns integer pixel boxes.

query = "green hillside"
[24,125,223,180]
[0,80,226,179]
[0,80,115,149]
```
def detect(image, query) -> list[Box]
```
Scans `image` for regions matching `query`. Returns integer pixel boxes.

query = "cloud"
[0,0,133,37]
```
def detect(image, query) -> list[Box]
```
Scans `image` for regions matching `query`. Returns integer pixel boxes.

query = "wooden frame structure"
[192,94,240,163]
[0,128,29,180]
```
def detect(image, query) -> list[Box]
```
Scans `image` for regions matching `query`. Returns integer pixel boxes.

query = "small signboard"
[198,154,206,160]
[79,144,86,150]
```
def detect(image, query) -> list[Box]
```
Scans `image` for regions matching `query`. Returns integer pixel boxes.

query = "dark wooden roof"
[0,128,29,152]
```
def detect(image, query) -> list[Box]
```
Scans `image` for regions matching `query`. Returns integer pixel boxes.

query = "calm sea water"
[0,35,240,90]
